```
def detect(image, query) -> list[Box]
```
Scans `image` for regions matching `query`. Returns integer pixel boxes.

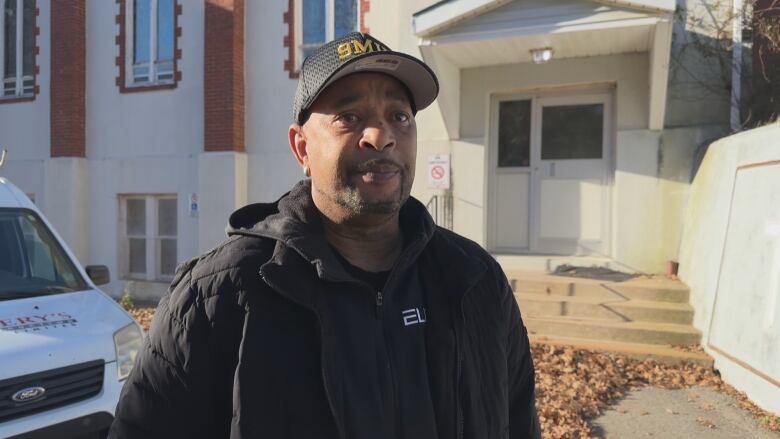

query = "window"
[0,0,35,98]
[124,0,175,86]
[297,0,359,65]
[541,104,604,160]
[498,100,531,168]
[0,208,87,300]
[120,195,177,281]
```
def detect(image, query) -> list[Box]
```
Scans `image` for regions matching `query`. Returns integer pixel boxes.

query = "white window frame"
[0,0,34,98]
[295,0,361,68]
[124,0,175,87]
[119,195,178,282]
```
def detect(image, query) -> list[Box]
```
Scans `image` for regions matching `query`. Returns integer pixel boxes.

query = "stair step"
[524,316,702,346]
[505,272,690,303]
[515,293,695,325]
[529,335,713,367]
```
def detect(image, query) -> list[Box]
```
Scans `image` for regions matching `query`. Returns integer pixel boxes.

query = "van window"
[0,208,87,300]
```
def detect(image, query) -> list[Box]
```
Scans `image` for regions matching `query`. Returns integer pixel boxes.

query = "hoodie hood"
[226,180,436,281]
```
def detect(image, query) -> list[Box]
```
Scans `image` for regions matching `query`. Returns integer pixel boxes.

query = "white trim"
[413,0,513,37]
[648,15,673,130]
[149,0,158,83]
[421,15,661,46]
[595,0,674,12]
[325,0,334,41]
[413,0,673,37]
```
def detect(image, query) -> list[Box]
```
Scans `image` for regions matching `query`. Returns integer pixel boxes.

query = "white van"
[0,176,143,438]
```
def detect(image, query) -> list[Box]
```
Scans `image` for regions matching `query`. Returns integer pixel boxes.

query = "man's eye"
[338,113,360,124]
[394,112,410,123]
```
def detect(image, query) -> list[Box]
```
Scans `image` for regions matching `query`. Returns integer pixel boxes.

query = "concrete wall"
[84,0,204,297]
[244,1,302,203]
[678,123,780,416]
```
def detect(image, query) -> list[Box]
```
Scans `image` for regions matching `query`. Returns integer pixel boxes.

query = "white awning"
[413,0,673,132]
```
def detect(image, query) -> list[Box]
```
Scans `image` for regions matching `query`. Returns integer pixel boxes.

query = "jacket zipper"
[455,282,478,439]
[259,270,345,439]
[455,322,464,439]
[375,290,383,318]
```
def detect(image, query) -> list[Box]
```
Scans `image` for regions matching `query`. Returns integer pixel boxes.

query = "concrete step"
[515,293,695,325]
[495,254,639,274]
[525,316,702,346]
[505,272,690,304]
[529,335,713,367]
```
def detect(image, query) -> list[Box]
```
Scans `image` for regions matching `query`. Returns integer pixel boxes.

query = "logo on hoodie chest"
[402,308,427,326]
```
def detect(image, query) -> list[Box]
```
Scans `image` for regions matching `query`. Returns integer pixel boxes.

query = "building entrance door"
[490,92,612,255]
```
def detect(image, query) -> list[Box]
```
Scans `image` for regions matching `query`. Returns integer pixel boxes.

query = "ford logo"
[11,386,46,403]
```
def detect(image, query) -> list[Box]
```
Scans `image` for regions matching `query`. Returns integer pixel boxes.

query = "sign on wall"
[427,154,450,190]
[189,193,199,217]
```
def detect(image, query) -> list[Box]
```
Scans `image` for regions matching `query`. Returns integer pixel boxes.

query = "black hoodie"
[109,180,541,439]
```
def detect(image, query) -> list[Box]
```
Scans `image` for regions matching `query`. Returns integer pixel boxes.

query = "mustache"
[350,159,404,174]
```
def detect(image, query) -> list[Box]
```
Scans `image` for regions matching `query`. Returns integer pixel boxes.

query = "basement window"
[119,195,178,282]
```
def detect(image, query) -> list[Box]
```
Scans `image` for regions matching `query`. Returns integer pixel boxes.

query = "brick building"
[0,0,754,300]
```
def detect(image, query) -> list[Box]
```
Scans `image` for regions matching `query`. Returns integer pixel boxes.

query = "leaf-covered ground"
[128,307,780,438]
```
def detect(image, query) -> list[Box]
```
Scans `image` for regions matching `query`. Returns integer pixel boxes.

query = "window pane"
[132,64,149,83]
[20,217,56,282]
[302,0,325,44]
[541,104,604,160]
[156,60,173,80]
[156,0,174,62]
[126,199,146,235]
[334,0,357,38]
[159,239,176,276]
[22,0,33,78]
[498,100,531,167]
[157,198,177,236]
[4,0,17,81]
[133,0,151,65]
[0,211,87,297]
[128,238,146,274]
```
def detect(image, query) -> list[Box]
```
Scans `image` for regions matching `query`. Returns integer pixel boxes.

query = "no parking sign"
[427,154,450,190]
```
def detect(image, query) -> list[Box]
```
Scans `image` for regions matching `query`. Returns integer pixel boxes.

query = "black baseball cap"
[293,32,439,125]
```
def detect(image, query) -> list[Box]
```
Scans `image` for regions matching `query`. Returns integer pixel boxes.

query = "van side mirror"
[85,265,110,286]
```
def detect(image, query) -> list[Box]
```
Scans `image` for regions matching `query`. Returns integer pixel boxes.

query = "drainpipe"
[731,0,744,131]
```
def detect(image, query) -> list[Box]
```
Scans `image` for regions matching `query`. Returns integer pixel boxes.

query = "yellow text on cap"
[337,38,388,60]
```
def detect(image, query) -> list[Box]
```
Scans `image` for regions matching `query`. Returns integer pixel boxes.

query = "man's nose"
[359,120,396,152]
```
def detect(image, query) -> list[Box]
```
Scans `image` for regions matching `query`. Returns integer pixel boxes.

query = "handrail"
[425,193,453,230]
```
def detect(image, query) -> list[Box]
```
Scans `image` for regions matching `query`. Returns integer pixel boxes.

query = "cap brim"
[310,52,439,114]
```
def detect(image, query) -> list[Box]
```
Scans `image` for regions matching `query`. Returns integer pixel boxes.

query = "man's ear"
[288,123,308,168]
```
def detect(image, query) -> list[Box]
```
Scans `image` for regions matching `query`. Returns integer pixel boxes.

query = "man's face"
[292,72,417,218]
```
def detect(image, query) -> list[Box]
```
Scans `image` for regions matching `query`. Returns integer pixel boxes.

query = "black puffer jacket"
[109,180,540,439]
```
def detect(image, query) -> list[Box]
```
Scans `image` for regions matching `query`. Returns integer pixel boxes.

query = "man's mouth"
[353,162,402,184]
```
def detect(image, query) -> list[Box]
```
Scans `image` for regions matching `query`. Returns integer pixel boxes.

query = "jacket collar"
[228,180,440,299]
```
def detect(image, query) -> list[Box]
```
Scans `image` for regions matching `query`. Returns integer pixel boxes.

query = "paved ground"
[590,386,780,438]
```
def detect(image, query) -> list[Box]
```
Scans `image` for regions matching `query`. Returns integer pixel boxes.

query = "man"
[109,32,540,439]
